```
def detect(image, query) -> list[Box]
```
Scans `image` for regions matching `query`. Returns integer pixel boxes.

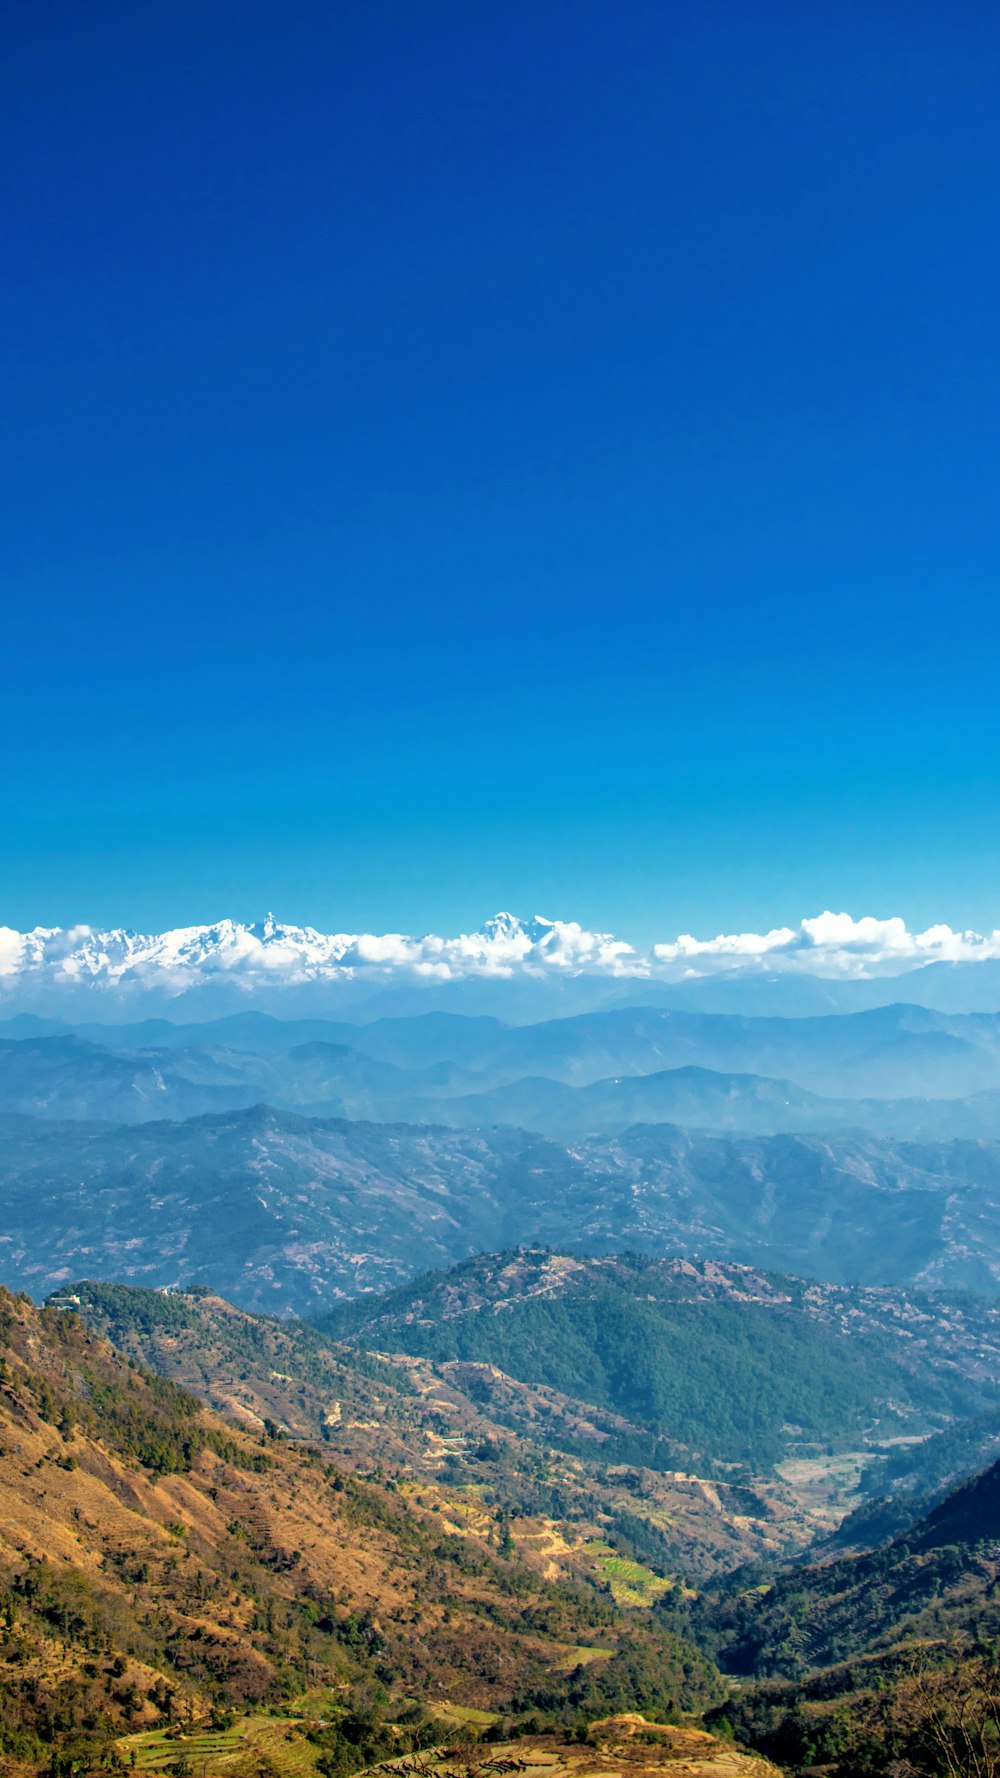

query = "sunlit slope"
[0,1286,719,1763]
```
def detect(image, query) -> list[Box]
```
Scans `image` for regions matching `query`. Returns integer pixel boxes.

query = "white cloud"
[653,911,1000,978]
[0,912,640,997]
[2,909,1000,999]
[0,927,27,977]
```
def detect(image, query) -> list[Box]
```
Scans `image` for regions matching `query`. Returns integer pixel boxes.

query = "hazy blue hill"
[622,959,1000,1016]
[427,1064,862,1136]
[0,1014,74,1038]
[586,1122,1000,1293]
[413,1065,1000,1141]
[284,1038,485,1105]
[267,1039,431,1117]
[0,1034,271,1121]
[11,1016,1000,1138]
[475,1003,1000,1098]
[43,1011,363,1052]
[329,1011,512,1068]
[76,1008,508,1058]
[0,1107,587,1309]
[4,1107,1000,1304]
[9,951,1000,1029]
[0,1032,335,1122]
[11,1003,1000,1103]
[0,1032,481,1124]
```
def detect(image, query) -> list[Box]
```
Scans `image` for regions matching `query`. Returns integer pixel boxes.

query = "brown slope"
[359,1722,781,1778]
[0,1288,720,1769]
[64,1282,843,1576]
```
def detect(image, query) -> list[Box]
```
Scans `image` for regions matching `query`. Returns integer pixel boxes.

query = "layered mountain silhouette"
[10,1004,1000,1134]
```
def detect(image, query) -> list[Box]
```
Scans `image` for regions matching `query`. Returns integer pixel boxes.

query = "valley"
[694,1460,1000,1777]
[0,1241,997,1778]
[60,1272,889,1574]
[2,1010,1000,1778]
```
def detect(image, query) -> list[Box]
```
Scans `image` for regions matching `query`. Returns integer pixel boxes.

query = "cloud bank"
[653,912,1000,978]
[0,912,639,997]
[2,909,1000,1003]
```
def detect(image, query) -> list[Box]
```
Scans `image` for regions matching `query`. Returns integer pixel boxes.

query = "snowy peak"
[479,911,528,943]
[0,912,640,1002]
[4,909,1000,1010]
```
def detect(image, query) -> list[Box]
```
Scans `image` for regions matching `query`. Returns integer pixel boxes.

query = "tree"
[873,1645,1000,1778]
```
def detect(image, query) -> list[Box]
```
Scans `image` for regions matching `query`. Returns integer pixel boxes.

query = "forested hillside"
[321,1251,1000,1467]
[0,1288,721,1774]
[63,1278,851,1575]
[691,1460,1000,1777]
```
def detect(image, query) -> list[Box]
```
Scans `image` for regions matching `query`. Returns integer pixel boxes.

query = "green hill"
[692,1458,1000,1777]
[318,1250,1000,1469]
[61,1278,862,1578]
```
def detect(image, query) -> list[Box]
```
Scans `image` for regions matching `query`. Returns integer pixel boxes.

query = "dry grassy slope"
[115,1719,780,1778]
[67,1283,429,1458]
[0,1288,726,1764]
[364,1721,781,1778]
[67,1285,834,1576]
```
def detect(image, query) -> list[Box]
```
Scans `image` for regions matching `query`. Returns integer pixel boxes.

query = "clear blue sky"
[4,0,1000,943]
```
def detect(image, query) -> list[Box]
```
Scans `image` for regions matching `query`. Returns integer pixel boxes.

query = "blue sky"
[4,0,1000,945]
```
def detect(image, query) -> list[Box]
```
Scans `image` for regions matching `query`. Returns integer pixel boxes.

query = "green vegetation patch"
[596,1554,672,1607]
[325,1256,979,1469]
[120,1713,323,1778]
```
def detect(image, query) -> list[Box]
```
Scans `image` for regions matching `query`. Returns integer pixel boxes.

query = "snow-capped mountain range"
[0,911,639,1002]
[3,909,1000,1011]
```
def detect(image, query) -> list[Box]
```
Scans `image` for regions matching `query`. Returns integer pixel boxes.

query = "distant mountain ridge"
[10,1003,1000,1132]
[8,911,1000,1016]
[4,1104,1000,1305]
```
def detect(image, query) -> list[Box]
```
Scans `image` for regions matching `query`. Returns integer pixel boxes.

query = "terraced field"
[119,1716,773,1778]
[121,1712,322,1778]
[588,1546,673,1606]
